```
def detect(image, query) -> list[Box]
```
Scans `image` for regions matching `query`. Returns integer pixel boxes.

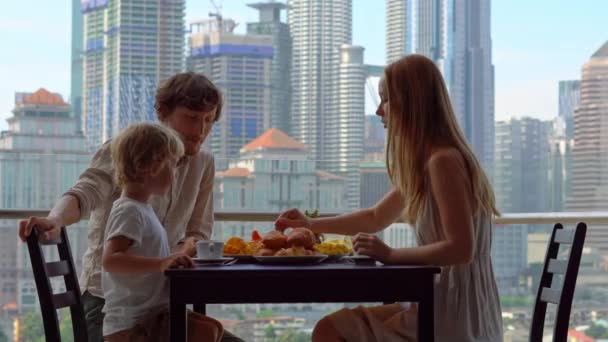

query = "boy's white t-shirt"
[101,197,171,336]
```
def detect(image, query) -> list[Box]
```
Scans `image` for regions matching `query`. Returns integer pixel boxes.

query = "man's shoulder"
[195,149,214,163]
[186,149,215,171]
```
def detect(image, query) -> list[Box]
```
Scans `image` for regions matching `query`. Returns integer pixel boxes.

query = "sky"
[0,0,606,131]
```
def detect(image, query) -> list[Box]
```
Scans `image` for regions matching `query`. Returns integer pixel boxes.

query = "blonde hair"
[384,55,499,223]
[111,123,184,187]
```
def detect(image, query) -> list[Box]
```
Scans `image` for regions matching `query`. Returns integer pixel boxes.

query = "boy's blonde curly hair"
[111,123,184,187]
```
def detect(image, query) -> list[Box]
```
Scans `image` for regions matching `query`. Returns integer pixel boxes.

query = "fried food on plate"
[262,230,288,249]
[286,228,315,249]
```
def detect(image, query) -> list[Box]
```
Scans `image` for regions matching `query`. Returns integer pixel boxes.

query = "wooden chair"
[26,226,88,342]
[529,222,587,342]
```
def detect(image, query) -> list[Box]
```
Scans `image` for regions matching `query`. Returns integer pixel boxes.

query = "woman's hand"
[353,233,394,263]
[274,208,312,232]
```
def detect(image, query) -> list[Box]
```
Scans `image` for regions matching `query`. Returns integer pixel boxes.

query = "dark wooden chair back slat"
[529,222,587,342]
[45,260,71,277]
[26,226,89,342]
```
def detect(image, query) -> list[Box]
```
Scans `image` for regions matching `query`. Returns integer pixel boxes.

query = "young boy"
[101,123,223,341]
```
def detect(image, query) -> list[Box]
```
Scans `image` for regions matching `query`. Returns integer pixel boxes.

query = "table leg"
[170,301,187,342]
[417,277,435,342]
[193,304,206,315]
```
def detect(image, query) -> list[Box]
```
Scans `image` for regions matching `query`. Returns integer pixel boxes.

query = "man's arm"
[18,142,115,241]
[184,154,215,242]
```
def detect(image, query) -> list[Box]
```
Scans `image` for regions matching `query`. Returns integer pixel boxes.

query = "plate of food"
[254,254,328,265]
[314,237,353,261]
[222,231,264,261]
[250,227,329,264]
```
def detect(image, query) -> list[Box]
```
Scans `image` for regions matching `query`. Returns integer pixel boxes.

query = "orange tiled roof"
[316,170,343,180]
[241,128,305,151]
[22,88,66,105]
[2,302,17,310]
[568,329,595,342]
[218,167,251,178]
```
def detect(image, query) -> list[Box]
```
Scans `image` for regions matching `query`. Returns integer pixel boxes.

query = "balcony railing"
[2,209,608,224]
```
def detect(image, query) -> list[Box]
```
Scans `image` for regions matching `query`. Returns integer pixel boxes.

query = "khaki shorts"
[104,310,223,342]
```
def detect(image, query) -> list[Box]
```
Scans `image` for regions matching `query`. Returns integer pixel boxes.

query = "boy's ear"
[148,159,165,177]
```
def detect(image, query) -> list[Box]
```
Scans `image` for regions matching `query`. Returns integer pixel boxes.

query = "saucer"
[192,257,234,265]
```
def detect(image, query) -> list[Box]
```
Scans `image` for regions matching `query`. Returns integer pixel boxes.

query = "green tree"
[257,309,275,318]
[19,311,45,342]
[586,323,608,339]
[275,328,311,342]
[0,323,8,342]
[264,324,277,339]
[59,310,74,342]
[227,307,246,320]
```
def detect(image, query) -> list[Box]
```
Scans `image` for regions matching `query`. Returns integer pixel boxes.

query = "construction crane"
[209,0,238,33]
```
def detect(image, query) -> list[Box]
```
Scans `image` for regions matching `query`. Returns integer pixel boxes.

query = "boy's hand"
[179,237,199,257]
[160,252,194,272]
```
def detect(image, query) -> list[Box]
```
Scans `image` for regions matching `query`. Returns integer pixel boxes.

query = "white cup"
[197,240,224,260]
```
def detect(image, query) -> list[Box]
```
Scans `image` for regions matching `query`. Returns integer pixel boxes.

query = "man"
[19,72,243,342]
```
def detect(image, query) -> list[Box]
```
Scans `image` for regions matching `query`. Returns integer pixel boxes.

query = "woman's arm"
[275,189,405,235]
[353,150,475,266]
[102,236,193,273]
[376,150,475,266]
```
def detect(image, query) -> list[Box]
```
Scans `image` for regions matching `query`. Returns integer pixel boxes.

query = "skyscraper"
[289,0,364,209]
[247,2,292,135]
[385,0,495,172]
[558,80,581,140]
[493,117,552,295]
[188,18,273,165]
[70,0,83,129]
[567,41,608,255]
[547,116,572,212]
[494,117,551,213]
[81,0,185,151]
[288,0,352,162]
[325,45,366,208]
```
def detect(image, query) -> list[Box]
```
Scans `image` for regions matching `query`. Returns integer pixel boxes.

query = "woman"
[275,55,503,341]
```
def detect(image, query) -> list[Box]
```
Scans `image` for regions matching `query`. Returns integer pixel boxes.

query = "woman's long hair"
[384,54,499,223]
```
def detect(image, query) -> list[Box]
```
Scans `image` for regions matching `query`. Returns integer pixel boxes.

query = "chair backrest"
[529,222,587,342]
[26,226,88,342]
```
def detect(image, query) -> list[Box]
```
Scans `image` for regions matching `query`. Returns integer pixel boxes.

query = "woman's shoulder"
[427,147,466,171]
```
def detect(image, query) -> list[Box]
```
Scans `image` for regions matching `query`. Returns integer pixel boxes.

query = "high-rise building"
[325,45,366,209]
[567,41,608,255]
[81,0,185,151]
[492,224,529,296]
[385,0,495,173]
[558,80,581,140]
[359,161,390,209]
[493,117,552,295]
[71,0,84,129]
[188,18,273,165]
[0,89,90,312]
[363,115,385,161]
[494,117,551,213]
[247,1,292,135]
[289,0,365,209]
[288,0,352,162]
[547,116,572,212]
[214,128,346,240]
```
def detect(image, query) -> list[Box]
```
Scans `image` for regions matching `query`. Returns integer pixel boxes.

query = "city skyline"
[1,0,607,132]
